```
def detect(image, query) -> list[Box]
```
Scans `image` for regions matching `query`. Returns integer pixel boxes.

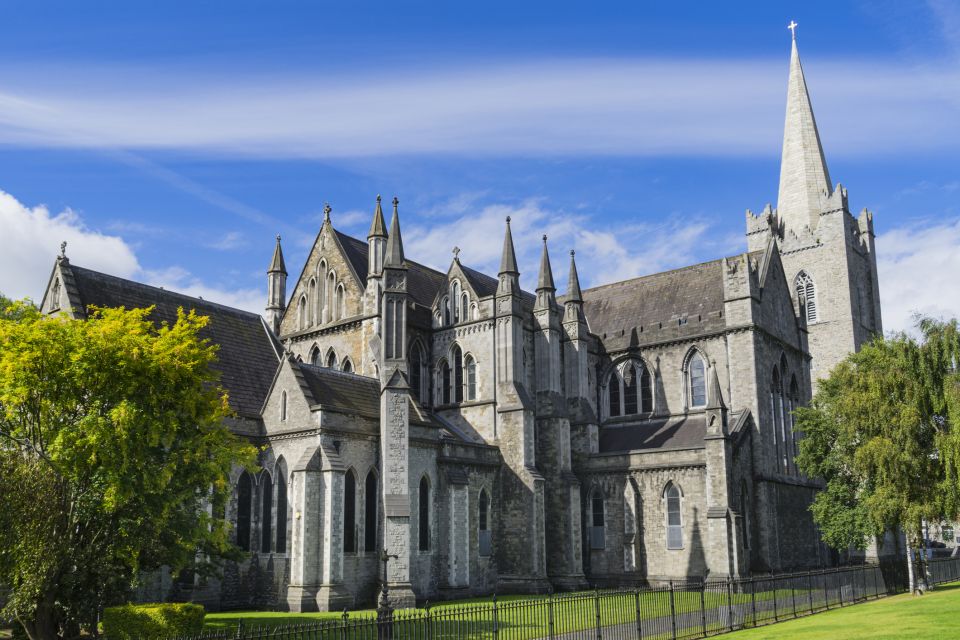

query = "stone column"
[286,447,321,612]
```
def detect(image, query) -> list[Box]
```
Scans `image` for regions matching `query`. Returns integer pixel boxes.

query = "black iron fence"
[169,558,960,640]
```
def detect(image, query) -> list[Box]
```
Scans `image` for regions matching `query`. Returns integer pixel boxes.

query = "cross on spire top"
[788,20,798,40]
[452,246,461,259]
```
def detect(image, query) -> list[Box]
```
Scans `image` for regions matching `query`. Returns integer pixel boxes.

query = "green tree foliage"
[0,302,256,640]
[795,319,960,559]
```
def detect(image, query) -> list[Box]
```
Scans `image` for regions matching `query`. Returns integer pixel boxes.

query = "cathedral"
[39,36,882,611]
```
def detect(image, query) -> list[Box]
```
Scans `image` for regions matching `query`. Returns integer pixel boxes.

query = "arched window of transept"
[341,358,353,373]
[478,488,491,556]
[438,359,451,405]
[326,350,338,369]
[687,352,707,408]
[410,343,424,403]
[308,278,317,325]
[309,345,321,366]
[452,282,461,323]
[418,476,431,552]
[280,390,287,422]
[608,371,621,418]
[297,295,307,330]
[590,489,605,550]
[740,480,751,550]
[327,272,336,322]
[771,367,785,473]
[453,345,464,404]
[471,303,479,321]
[664,483,683,550]
[344,470,357,553]
[318,260,328,323]
[236,471,252,552]
[364,470,378,552]
[607,360,653,418]
[461,293,469,324]
[442,297,450,326]
[465,354,477,401]
[795,271,818,324]
[260,471,273,553]
[275,459,288,554]
[640,366,652,413]
[336,285,346,320]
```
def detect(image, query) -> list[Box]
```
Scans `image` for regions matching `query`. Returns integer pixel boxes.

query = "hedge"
[102,603,205,640]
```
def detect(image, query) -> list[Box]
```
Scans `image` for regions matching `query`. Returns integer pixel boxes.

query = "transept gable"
[752,239,804,349]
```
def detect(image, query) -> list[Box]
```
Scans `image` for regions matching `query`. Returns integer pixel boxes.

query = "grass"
[726,581,960,640]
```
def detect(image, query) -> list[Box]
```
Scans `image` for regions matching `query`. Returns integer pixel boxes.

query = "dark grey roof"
[460,264,499,298]
[334,229,447,308]
[66,264,281,420]
[599,415,706,453]
[578,258,726,347]
[298,364,380,416]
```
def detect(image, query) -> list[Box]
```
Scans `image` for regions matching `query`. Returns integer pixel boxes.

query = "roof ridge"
[69,264,263,319]
[577,255,728,297]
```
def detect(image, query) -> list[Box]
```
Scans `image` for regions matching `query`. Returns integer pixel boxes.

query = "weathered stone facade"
[39,37,882,610]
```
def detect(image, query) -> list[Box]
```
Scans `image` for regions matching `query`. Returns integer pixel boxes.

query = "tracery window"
[275,460,288,553]
[665,483,683,550]
[606,361,653,418]
[344,470,357,553]
[453,345,464,404]
[478,489,491,556]
[590,490,605,550]
[795,271,818,323]
[688,352,706,408]
[236,471,252,552]
[364,470,378,552]
[410,343,425,403]
[418,476,430,551]
[465,355,477,401]
[260,471,273,553]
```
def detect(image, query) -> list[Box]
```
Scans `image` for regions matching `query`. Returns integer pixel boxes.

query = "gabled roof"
[599,414,706,452]
[576,258,726,343]
[64,264,281,420]
[460,264,499,298]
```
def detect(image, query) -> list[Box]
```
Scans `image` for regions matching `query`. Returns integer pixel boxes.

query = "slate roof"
[298,364,380,416]
[599,415,707,453]
[460,264,499,298]
[65,264,281,420]
[578,258,726,347]
[334,229,448,308]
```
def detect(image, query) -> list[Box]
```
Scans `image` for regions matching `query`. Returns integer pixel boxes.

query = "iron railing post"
[807,571,814,614]
[699,582,707,637]
[492,593,499,640]
[750,577,757,628]
[340,608,348,640]
[726,578,734,632]
[669,581,677,640]
[634,588,643,639]
[548,591,555,640]
[594,588,602,640]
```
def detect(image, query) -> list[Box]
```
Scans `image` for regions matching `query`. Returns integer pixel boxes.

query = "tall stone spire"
[266,235,287,334]
[384,197,405,267]
[777,31,832,233]
[368,194,388,239]
[566,249,582,303]
[537,235,555,291]
[706,360,726,411]
[499,216,519,275]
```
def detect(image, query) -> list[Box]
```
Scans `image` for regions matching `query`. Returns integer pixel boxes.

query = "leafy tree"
[795,319,960,591]
[0,302,256,640]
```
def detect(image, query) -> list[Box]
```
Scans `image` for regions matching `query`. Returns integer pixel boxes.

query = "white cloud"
[0,189,263,314]
[0,56,956,158]
[876,218,960,334]
[0,189,140,301]
[206,231,247,250]
[403,198,738,294]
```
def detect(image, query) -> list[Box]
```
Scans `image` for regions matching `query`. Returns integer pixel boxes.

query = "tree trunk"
[18,595,60,640]
[906,540,916,594]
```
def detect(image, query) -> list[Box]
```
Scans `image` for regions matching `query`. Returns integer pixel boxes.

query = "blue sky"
[1,1,958,332]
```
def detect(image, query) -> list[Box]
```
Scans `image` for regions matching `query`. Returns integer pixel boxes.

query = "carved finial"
[323,203,332,222]
[542,234,547,244]
[506,215,511,224]
[392,196,399,209]
[452,246,461,260]
[570,249,575,257]
[376,194,382,203]
[787,20,798,40]
[276,234,281,243]
[59,241,67,258]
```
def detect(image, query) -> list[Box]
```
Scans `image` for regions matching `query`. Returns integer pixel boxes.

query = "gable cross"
[452,246,461,260]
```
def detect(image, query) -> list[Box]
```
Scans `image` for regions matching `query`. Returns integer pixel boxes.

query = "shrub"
[102,603,205,639]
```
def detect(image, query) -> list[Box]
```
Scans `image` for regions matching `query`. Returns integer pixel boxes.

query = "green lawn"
[726,581,960,640]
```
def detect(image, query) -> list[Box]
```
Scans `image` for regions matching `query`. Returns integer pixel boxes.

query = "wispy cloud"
[0,56,957,159]
[876,217,960,334]
[206,230,247,250]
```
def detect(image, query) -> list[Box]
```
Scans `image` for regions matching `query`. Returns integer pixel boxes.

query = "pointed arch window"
[438,359,451,405]
[461,294,469,324]
[665,483,683,549]
[442,297,451,326]
[341,358,353,374]
[606,360,653,418]
[688,352,707,408]
[260,472,273,553]
[795,271,818,323]
[364,471,378,552]
[590,490,605,550]
[410,344,424,403]
[465,354,477,401]
[276,462,288,553]
[309,346,321,366]
[327,350,338,369]
[336,285,346,320]
[280,390,287,422]
[297,295,307,330]
[344,470,357,553]
[418,476,430,551]
[327,272,336,322]
[452,282,462,323]
[318,261,328,322]
[308,278,317,325]
[453,345,464,403]
[771,367,785,473]
[236,471,252,551]
[478,488,491,556]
